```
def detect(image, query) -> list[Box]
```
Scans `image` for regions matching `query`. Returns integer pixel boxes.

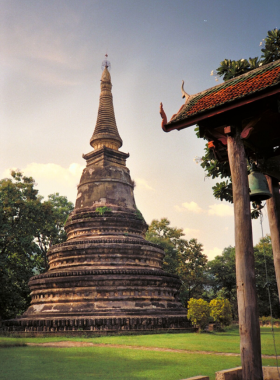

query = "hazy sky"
[2,0,279,259]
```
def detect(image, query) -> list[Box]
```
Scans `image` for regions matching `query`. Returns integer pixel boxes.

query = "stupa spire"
[90,56,123,150]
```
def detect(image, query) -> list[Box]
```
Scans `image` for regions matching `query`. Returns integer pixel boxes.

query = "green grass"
[1,326,279,355]
[0,326,279,380]
[0,345,277,380]
[0,338,26,347]
[86,326,280,355]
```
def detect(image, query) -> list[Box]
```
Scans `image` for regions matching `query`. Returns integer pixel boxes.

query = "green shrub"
[187,298,210,332]
[260,316,280,325]
[209,298,232,327]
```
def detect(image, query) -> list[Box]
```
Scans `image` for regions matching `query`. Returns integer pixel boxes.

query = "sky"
[1,0,279,260]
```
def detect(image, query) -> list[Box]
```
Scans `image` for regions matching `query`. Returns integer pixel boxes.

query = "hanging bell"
[248,169,272,202]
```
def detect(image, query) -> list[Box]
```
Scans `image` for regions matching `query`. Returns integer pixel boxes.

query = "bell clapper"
[252,200,264,210]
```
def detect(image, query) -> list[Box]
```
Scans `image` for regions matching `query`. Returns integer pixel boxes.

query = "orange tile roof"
[166,60,280,128]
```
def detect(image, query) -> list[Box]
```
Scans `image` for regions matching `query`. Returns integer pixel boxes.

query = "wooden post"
[266,175,280,299]
[226,126,263,380]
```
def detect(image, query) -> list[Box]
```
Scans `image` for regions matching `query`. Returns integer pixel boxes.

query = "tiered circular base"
[1,205,189,333]
[2,235,188,333]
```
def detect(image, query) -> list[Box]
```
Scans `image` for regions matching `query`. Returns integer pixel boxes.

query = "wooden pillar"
[226,126,263,380]
[266,175,280,299]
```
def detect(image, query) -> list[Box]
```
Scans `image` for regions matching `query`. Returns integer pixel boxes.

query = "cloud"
[135,178,155,191]
[204,247,223,260]
[3,162,83,184]
[208,204,233,216]
[3,163,84,201]
[175,201,233,217]
[183,227,200,238]
[182,201,204,213]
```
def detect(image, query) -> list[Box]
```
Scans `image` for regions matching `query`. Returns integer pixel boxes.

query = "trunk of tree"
[227,126,263,380]
[266,175,280,300]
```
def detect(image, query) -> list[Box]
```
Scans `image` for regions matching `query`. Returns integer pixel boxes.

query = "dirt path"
[26,341,276,359]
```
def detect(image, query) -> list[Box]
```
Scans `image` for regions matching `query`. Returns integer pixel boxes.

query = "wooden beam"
[266,175,280,300]
[226,126,263,380]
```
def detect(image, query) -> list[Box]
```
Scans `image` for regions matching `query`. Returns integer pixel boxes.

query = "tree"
[176,238,208,306]
[146,218,184,274]
[207,238,280,318]
[207,246,237,318]
[215,29,280,82]
[216,57,260,81]
[35,193,74,271]
[0,171,73,319]
[195,129,260,219]
[146,218,208,306]
[0,171,46,319]
[196,138,232,203]
[187,298,210,331]
[254,236,280,318]
[209,298,232,327]
[197,28,280,214]
[261,28,280,64]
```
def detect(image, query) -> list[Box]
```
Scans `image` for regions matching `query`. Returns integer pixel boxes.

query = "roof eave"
[163,85,280,133]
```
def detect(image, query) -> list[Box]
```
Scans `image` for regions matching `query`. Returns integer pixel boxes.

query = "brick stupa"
[4,62,188,333]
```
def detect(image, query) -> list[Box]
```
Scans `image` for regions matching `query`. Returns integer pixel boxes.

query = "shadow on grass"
[0,340,26,347]
[0,345,244,380]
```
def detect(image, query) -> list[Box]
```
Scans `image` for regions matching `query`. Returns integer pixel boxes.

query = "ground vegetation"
[0,328,278,380]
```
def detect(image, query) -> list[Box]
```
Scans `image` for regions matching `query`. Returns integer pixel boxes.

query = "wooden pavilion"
[160,59,280,380]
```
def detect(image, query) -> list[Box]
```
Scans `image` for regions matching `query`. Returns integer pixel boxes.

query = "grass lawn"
[0,327,279,380]
[0,345,278,380]
[1,326,279,355]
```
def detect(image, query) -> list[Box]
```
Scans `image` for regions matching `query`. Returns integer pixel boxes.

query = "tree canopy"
[215,28,280,81]
[35,192,74,271]
[0,171,73,319]
[197,28,280,215]
[147,218,280,319]
[146,218,208,306]
[207,237,280,318]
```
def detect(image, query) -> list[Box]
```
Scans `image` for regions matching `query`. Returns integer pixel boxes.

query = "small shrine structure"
[3,59,188,333]
[160,60,280,380]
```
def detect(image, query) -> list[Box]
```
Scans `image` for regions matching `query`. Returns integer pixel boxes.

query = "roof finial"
[181,80,190,100]
[101,54,111,71]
